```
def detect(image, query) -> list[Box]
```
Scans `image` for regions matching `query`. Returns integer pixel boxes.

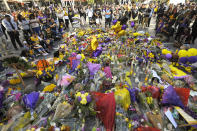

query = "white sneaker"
[43,53,48,56]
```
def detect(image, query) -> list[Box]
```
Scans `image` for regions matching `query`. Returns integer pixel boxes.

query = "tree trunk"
[12,64,26,88]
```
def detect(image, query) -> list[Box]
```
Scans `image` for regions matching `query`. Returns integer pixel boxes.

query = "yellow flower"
[80,99,87,105]
[77,64,81,69]
[125,118,129,122]
[185,67,191,73]
[119,113,123,116]
[148,53,154,58]
[116,112,120,116]
[128,123,132,128]
[84,93,89,97]
[81,94,86,99]
[20,72,27,77]
[31,62,36,67]
[62,101,67,105]
[55,74,59,81]
[43,84,56,92]
[147,97,153,105]
[76,92,81,97]
[54,92,59,97]
[9,78,21,85]
[31,128,35,131]
[36,70,43,77]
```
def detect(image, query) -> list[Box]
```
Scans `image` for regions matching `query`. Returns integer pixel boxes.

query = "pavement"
[1,16,196,58]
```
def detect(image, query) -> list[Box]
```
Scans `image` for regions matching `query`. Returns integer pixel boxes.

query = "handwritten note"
[165,109,178,128]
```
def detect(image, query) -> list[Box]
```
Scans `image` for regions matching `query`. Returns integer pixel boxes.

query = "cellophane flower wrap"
[92,92,116,131]
[114,88,131,111]
[87,62,101,79]
[58,74,75,87]
[23,92,39,110]
[174,88,190,106]
[161,85,184,108]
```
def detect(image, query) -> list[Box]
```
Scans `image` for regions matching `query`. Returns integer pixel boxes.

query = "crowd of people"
[0,2,196,58]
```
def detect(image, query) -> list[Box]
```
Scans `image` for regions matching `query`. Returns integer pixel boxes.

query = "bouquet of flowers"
[75,91,91,105]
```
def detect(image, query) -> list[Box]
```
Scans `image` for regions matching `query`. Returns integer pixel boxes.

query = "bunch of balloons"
[111,20,127,37]
[161,49,172,59]
[187,48,197,63]
[162,48,197,64]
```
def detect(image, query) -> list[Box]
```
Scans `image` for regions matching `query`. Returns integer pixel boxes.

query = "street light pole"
[3,0,10,10]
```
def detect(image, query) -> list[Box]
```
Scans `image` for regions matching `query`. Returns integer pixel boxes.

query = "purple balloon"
[78,96,82,102]
[188,56,197,63]
[179,57,188,64]
[86,95,91,103]
[131,21,135,27]
[121,24,127,30]
[166,53,172,59]
[112,19,117,25]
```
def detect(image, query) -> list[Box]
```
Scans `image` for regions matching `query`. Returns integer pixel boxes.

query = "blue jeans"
[32,27,41,35]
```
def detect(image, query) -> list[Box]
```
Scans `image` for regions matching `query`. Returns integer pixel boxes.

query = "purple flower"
[6,72,13,77]
[86,95,91,103]
[0,91,4,108]
[78,96,82,102]
[81,91,85,94]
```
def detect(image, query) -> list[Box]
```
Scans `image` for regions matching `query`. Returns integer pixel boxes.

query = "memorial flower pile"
[0,20,196,131]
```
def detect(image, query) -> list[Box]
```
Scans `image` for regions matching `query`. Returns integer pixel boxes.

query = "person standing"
[80,6,87,25]
[87,6,93,25]
[0,23,8,53]
[105,7,112,28]
[2,15,23,50]
[94,6,101,27]
[29,14,41,35]
[17,14,31,41]
[68,7,74,27]
[138,4,144,25]
[191,17,197,44]
[63,7,69,30]
[131,5,138,22]
[1,22,8,40]
[57,9,64,25]
[147,4,154,27]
